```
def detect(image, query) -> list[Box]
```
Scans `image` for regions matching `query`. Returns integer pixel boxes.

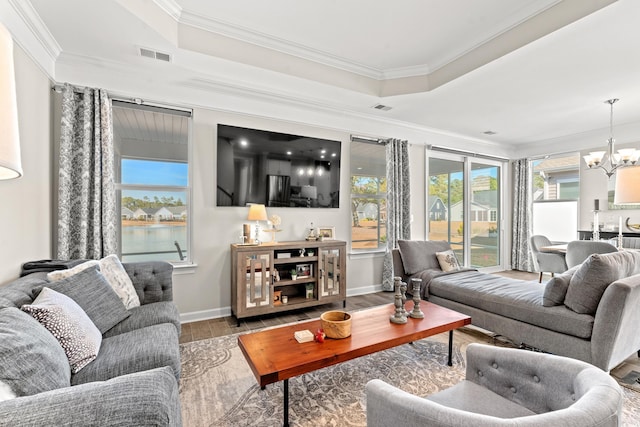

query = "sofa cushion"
[103,301,181,338]
[436,250,461,272]
[429,270,594,339]
[99,254,140,309]
[565,250,640,314]
[47,265,130,333]
[21,288,102,373]
[398,240,452,275]
[71,322,180,385]
[0,307,71,397]
[0,273,48,309]
[542,265,580,307]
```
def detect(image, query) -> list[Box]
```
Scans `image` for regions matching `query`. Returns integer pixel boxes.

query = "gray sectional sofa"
[0,261,182,426]
[393,240,640,372]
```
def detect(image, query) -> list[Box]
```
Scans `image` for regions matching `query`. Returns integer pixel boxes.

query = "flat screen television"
[216,124,341,208]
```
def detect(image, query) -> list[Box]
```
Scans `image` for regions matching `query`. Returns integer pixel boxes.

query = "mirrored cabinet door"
[240,252,272,310]
[319,247,342,298]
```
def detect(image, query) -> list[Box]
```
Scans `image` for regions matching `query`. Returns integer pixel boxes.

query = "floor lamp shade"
[614,166,640,204]
[0,23,22,180]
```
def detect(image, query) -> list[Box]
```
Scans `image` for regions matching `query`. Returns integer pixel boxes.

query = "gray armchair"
[366,343,623,427]
[609,236,640,249]
[530,235,567,282]
[566,240,618,268]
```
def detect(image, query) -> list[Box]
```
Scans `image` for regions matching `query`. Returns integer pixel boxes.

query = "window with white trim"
[113,101,192,263]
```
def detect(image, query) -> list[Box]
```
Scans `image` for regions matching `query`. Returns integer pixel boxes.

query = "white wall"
[0,45,53,284]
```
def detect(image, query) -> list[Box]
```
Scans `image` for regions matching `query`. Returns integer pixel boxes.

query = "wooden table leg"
[448,330,453,366]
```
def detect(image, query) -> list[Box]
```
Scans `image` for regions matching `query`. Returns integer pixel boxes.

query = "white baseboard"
[179,306,231,324]
[179,286,385,323]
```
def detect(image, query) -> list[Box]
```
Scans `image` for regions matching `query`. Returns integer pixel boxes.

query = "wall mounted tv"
[216,124,341,208]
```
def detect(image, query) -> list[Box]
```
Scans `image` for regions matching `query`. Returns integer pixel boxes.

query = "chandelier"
[582,98,640,178]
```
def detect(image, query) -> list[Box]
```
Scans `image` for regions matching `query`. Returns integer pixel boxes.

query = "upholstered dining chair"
[530,235,567,282]
[566,240,618,268]
[366,343,623,427]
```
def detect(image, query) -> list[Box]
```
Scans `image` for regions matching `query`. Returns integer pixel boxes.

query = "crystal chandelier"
[583,98,640,178]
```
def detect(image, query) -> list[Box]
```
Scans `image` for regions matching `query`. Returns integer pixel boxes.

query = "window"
[531,153,580,242]
[350,141,386,250]
[113,101,191,263]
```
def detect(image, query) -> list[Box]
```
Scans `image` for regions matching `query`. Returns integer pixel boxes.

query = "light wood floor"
[179,269,540,344]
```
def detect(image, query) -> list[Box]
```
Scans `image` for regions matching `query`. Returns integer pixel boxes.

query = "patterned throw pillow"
[99,254,140,309]
[47,260,99,281]
[22,287,102,373]
[435,250,461,272]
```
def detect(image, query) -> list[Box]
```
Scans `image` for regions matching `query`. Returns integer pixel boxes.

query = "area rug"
[179,327,640,427]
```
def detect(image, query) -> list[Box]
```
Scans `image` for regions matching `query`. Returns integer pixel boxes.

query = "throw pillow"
[46,265,130,333]
[0,307,71,397]
[398,240,453,275]
[99,254,140,309]
[435,250,461,272]
[22,287,102,373]
[47,259,99,282]
[565,250,640,314]
[542,265,579,307]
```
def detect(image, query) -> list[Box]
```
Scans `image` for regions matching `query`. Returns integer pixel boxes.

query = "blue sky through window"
[122,159,187,186]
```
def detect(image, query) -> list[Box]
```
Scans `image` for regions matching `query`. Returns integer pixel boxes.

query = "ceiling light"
[483,130,497,136]
[583,99,640,178]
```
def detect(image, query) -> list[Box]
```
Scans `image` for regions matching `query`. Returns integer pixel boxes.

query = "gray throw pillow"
[565,251,640,314]
[0,307,71,397]
[22,288,102,373]
[398,240,452,275]
[46,265,130,333]
[542,265,579,307]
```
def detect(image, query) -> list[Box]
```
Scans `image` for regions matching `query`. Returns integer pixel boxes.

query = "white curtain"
[57,84,116,259]
[382,139,411,291]
[511,158,534,271]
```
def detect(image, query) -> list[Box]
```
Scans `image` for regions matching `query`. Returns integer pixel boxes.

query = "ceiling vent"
[483,130,497,135]
[139,47,171,63]
[372,103,392,111]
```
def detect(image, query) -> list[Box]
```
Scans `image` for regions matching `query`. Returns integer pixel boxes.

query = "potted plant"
[290,269,297,280]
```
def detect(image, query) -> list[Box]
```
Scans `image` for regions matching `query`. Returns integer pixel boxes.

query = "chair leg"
[538,272,543,283]
[551,272,555,278]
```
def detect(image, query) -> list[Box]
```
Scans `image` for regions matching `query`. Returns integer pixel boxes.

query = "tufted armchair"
[366,343,622,426]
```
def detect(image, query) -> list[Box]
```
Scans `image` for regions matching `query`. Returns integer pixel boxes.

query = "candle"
[594,199,599,211]
[619,216,623,232]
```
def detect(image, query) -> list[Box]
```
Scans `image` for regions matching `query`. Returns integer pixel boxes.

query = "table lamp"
[247,204,268,244]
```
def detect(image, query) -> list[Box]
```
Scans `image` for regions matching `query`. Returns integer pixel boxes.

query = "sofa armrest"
[123,261,174,304]
[0,367,180,427]
[591,274,640,371]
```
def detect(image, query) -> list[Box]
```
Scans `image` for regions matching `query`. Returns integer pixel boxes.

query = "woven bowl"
[320,310,352,339]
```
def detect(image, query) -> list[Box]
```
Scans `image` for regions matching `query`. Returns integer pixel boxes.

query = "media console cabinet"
[230,240,346,324]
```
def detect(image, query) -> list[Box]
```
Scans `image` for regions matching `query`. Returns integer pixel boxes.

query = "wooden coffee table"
[238,302,471,426]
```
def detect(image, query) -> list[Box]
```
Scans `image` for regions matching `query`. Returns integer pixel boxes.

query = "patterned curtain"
[57,84,116,259]
[511,158,534,271]
[382,139,411,291]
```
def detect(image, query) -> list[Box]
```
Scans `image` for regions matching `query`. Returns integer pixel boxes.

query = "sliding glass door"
[428,153,503,270]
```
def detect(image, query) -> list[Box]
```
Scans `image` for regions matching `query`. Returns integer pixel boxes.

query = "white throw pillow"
[435,250,461,272]
[0,381,16,402]
[21,287,102,373]
[99,255,140,309]
[47,260,99,282]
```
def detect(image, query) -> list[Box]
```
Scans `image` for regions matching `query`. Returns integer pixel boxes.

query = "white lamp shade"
[247,204,268,221]
[614,166,640,204]
[0,23,22,180]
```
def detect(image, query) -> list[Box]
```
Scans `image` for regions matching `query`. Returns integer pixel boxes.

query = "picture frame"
[296,263,312,278]
[317,226,335,240]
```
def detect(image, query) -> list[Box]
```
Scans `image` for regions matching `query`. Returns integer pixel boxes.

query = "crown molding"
[178,10,383,80]
[152,0,182,22]
[8,0,61,61]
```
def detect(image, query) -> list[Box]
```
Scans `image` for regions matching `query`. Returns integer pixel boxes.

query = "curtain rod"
[427,144,509,161]
[350,134,388,145]
[51,84,192,116]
